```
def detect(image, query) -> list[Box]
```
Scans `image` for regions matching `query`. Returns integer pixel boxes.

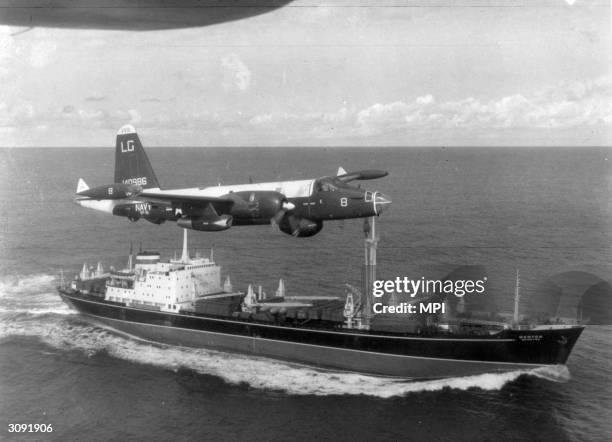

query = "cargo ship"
[58,221,584,379]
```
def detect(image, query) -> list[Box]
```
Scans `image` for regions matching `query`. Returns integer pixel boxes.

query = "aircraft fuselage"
[79,177,390,226]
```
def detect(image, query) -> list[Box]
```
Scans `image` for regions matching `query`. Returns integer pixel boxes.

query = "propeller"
[363,217,371,236]
[271,200,295,231]
[288,214,301,236]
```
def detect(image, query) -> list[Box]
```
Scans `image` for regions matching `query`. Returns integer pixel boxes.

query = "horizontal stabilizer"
[76,178,89,193]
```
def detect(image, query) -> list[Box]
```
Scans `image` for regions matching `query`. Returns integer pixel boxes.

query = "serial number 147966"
[8,424,53,433]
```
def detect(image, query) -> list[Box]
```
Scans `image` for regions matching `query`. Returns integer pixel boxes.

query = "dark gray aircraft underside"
[0,0,294,30]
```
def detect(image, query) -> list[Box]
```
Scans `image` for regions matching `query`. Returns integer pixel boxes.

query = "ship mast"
[181,228,190,263]
[513,269,520,325]
[127,241,133,271]
[362,216,377,329]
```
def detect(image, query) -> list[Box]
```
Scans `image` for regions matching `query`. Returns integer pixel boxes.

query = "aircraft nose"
[374,192,392,215]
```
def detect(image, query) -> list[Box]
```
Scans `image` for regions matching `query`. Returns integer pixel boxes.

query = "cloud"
[0,101,35,127]
[249,76,612,141]
[0,32,57,83]
[221,53,252,92]
[28,40,57,68]
[2,76,610,147]
[249,107,354,140]
[0,101,143,132]
[140,97,176,103]
[354,77,612,136]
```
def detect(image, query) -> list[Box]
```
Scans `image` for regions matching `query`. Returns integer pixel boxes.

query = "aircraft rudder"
[114,125,160,189]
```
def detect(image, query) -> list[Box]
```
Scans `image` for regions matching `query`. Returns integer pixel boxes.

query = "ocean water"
[0,147,611,441]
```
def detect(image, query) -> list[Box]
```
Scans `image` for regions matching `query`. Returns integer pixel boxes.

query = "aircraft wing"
[139,191,235,213]
[0,0,295,31]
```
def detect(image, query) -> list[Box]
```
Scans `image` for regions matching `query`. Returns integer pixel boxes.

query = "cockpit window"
[316,180,338,192]
[365,191,373,202]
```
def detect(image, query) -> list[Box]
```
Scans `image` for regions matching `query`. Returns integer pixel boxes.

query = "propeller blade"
[363,217,371,235]
[271,199,295,233]
[271,209,286,232]
[289,215,302,236]
[272,210,285,224]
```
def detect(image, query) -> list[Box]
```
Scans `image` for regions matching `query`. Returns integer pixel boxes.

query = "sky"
[0,0,610,147]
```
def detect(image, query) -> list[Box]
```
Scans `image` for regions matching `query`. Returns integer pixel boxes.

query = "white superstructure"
[105,231,224,313]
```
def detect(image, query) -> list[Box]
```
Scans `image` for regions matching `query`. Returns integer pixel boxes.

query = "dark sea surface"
[0,147,611,441]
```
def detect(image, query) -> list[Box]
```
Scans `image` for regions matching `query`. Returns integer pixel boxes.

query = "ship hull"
[59,290,584,379]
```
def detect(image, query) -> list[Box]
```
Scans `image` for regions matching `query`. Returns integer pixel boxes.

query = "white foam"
[86,340,572,396]
[529,364,571,383]
[0,273,73,317]
[0,273,57,298]
[0,306,74,316]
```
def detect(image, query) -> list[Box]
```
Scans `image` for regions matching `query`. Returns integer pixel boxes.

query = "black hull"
[59,290,584,378]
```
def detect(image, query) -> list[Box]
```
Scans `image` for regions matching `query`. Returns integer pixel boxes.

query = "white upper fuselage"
[149,179,315,199]
[75,179,315,214]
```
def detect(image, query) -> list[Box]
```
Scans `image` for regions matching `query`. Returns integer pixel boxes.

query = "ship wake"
[0,273,75,317]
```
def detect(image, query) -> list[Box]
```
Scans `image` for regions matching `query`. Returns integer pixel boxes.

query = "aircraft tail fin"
[114,125,160,189]
[76,178,89,193]
[336,166,347,176]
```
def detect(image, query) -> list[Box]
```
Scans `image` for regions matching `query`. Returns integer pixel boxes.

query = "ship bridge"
[105,230,224,313]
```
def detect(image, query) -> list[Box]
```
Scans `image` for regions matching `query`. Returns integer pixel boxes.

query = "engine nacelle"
[227,191,286,221]
[279,216,323,237]
[145,217,166,225]
[177,215,233,232]
[77,183,142,200]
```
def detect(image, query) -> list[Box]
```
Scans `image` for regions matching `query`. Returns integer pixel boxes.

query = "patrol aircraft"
[75,125,391,237]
